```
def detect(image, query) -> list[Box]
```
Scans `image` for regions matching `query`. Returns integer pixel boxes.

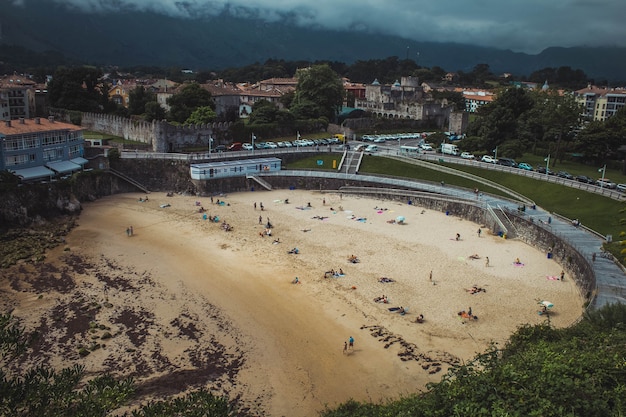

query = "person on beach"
[260,202,264,211]
[456,233,461,241]
[259,215,263,225]
[254,202,257,210]
[485,257,490,267]
[348,336,354,349]
[343,341,348,354]
[560,270,565,281]
[126,227,130,237]
[477,228,482,237]
[129,226,133,236]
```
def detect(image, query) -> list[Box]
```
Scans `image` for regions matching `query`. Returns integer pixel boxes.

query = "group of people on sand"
[458,307,478,321]
[324,268,344,278]
[125,225,134,236]
[373,294,388,303]
[465,285,486,295]
[347,254,360,263]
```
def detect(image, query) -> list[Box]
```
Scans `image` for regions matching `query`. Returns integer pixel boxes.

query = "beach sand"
[2,190,584,416]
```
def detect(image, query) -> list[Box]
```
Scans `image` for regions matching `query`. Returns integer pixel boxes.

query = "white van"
[441,143,459,156]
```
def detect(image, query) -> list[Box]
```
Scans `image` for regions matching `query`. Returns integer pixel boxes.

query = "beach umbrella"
[396,216,405,223]
[540,301,554,309]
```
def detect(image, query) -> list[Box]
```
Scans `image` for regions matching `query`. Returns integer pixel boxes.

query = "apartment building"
[0,75,36,121]
[459,88,496,113]
[0,116,86,181]
[575,85,626,121]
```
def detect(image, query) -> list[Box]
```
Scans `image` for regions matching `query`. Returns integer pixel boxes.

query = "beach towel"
[296,206,311,210]
[513,262,525,267]
[388,307,401,312]
[160,204,170,208]
[218,201,226,206]
[332,274,345,278]
[546,275,559,280]
[378,277,395,283]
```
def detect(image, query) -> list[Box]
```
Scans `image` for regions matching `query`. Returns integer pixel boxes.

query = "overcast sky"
[31,0,626,54]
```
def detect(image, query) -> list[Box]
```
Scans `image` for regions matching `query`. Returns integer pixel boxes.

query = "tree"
[144,101,166,122]
[185,106,217,125]
[166,83,214,124]
[574,107,626,163]
[292,64,344,122]
[128,86,156,116]
[467,87,535,155]
[531,90,584,167]
[248,100,279,125]
[47,66,111,112]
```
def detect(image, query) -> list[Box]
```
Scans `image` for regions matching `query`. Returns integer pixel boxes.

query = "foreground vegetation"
[321,304,626,417]
[3,300,625,417]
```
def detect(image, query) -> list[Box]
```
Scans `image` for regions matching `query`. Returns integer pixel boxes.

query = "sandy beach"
[2,189,584,416]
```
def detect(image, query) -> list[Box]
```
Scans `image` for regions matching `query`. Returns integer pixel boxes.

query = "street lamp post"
[493,146,498,162]
[545,154,550,178]
[599,164,607,188]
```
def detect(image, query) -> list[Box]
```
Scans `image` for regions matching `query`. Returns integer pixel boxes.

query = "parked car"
[517,162,533,171]
[460,152,475,160]
[254,142,266,149]
[227,142,242,151]
[212,144,226,153]
[265,142,278,149]
[365,144,379,152]
[536,167,554,175]
[497,157,517,168]
[354,144,366,152]
[241,143,253,150]
[556,171,574,180]
[575,175,594,184]
[481,155,496,163]
[596,178,617,189]
[617,184,626,193]
[419,143,433,151]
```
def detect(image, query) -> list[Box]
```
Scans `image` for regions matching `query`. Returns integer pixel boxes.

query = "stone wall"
[54,111,232,153]
[507,211,595,303]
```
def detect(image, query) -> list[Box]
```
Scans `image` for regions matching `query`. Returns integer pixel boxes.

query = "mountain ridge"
[2,0,625,82]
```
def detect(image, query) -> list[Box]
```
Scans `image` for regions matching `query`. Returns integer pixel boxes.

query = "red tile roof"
[0,117,82,135]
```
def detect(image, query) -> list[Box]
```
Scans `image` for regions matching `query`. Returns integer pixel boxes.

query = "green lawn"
[515,154,626,185]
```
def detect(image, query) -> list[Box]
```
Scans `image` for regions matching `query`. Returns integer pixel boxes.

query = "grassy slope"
[288,154,625,240]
